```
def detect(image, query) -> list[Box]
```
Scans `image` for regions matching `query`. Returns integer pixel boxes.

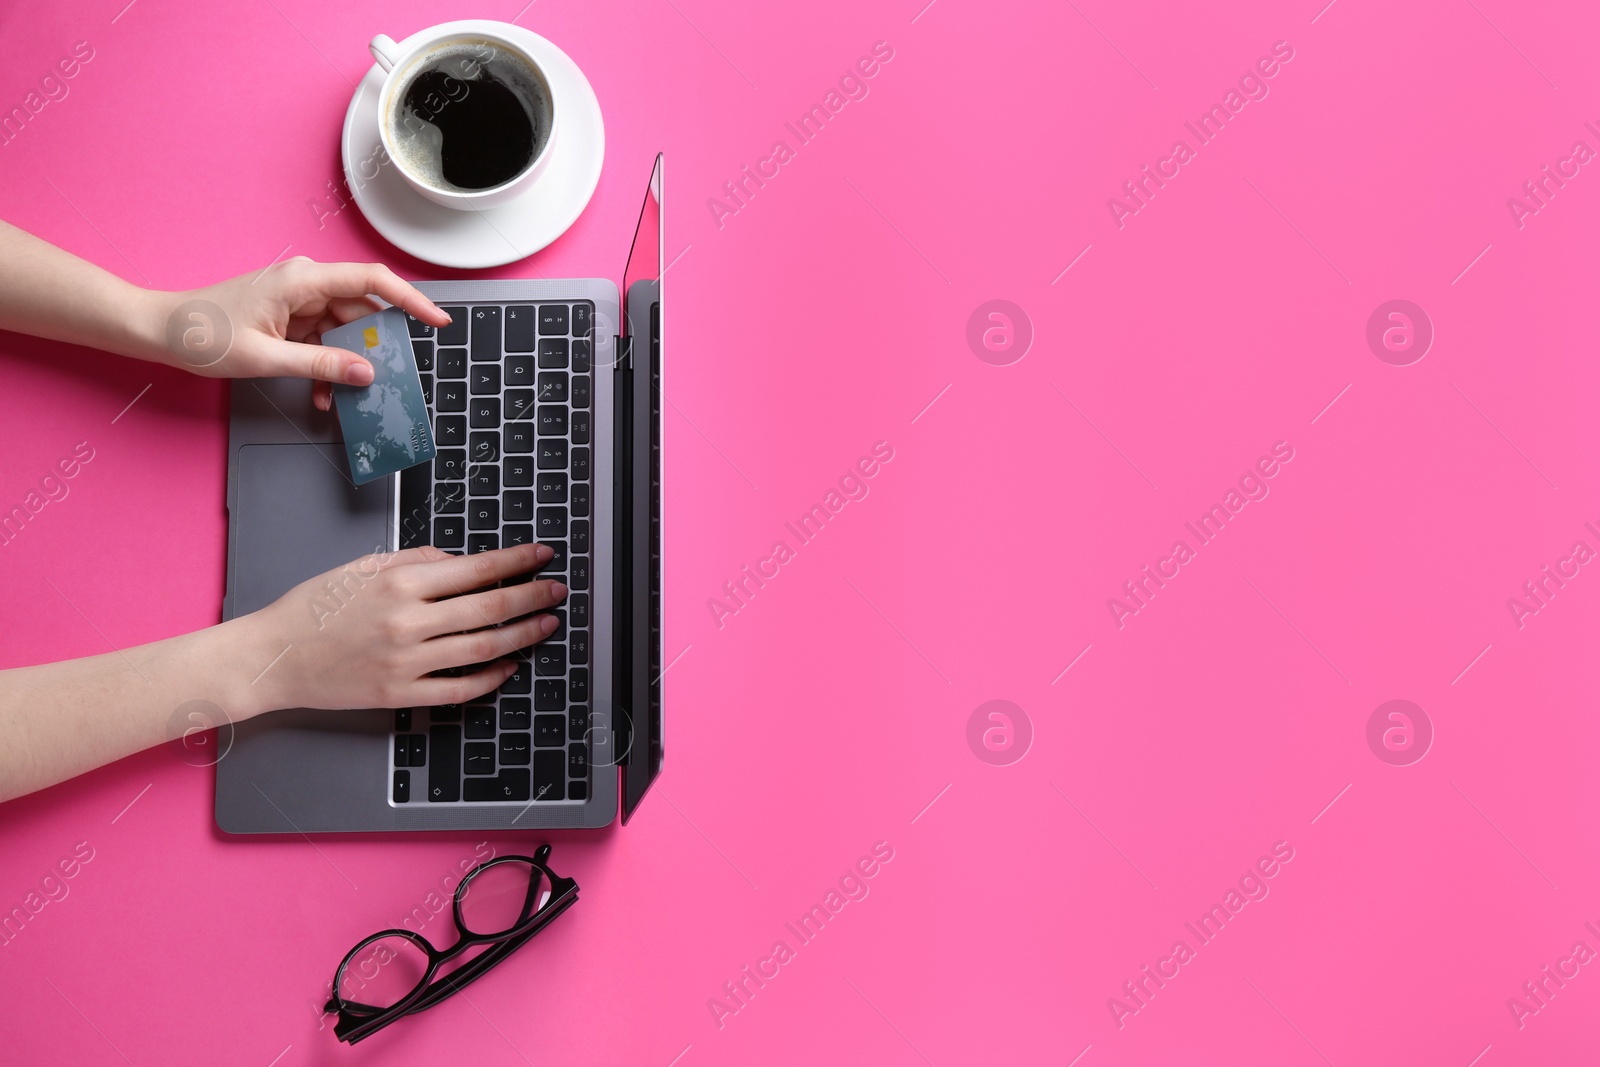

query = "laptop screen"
[619,154,663,822]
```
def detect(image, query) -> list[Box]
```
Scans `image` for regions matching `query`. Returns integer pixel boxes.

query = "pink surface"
[1,0,1597,1063]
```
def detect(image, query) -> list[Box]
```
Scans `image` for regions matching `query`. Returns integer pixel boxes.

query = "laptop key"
[470,397,500,428]
[419,372,434,405]
[434,484,466,515]
[537,507,567,538]
[506,424,535,454]
[569,628,589,663]
[464,741,496,775]
[436,415,467,446]
[535,644,566,676]
[396,708,412,732]
[437,347,466,379]
[570,668,589,703]
[469,431,500,463]
[571,375,591,410]
[568,593,589,628]
[536,473,567,503]
[436,450,467,481]
[539,303,568,335]
[569,556,591,592]
[533,750,565,800]
[570,447,590,482]
[412,338,434,370]
[537,405,568,436]
[499,732,531,766]
[567,781,587,801]
[434,517,465,548]
[411,734,428,766]
[571,411,591,445]
[438,309,468,346]
[568,705,589,742]
[504,490,533,522]
[407,315,433,339]
[471,365,501,395]
[400,467,432,547]
[534,678,566,711]
[534,714,564,746]
[468,534,498,554]
[537,438,568,469]
[495,768,531,800]
[393,769,410,802]
[571,339,592,373]
[505,388,535,420]
[506,353,535,386]
[465,705,495,738]
[572,302,593,337]
[537,371,568,403]
[470,306,501,361]
[546,608,566,641]
[505,305,536,352]
[503,523,534,548]
[544,541,568,572]
[428,726,461,801]
[571,519,590,553]
[538,338,568,368]
[469,464,499,496]
[431,704,462,722]
[571,483,591,518]
[500,698,531,730]
[469,499,499,530]
[504,455,534,486]
[437,380,467,411]
[463,775,499,802]
[563,630,589,676]
[504,660,532,694]
[568,745,588,779]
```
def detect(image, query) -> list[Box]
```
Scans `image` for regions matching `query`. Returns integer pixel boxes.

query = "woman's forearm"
[0,219,169,362]
[0,613,282,803]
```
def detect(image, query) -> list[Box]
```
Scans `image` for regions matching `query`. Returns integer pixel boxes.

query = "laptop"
[215,155,665,833]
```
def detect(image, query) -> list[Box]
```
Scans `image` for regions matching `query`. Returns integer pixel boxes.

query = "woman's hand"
[247,543,566,713]
[150,255,450,411]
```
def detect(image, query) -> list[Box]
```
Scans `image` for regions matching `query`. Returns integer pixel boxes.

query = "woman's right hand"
[245,543,566,713]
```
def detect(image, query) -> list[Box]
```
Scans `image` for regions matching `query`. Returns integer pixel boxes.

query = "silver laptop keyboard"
[388,301,595,806]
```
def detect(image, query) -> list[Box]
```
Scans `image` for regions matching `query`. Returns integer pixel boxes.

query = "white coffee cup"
[369,27,558,211]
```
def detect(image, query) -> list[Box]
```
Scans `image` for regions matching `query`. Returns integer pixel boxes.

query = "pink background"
[1,0,1597,1063]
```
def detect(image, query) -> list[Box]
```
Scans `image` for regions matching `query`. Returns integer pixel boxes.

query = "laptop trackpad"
[233,444,391,616]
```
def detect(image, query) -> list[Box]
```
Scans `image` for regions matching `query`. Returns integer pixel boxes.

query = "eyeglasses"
[324,844,579,1044]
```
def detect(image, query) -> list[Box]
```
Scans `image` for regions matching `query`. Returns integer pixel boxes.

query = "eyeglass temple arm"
[405,887,578,1015]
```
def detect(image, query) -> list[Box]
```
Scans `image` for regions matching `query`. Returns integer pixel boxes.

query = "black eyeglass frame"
[325,844,579,1044]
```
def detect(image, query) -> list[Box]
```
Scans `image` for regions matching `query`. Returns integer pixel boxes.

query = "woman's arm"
[0,544,566,804]
[0,220,451,409]
[0,227,531,803]
[0,219,170,361]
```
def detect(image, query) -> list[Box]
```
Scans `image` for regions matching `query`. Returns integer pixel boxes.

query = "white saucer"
[339,20,605,269]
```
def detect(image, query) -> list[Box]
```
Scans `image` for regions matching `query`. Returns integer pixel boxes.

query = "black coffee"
[390,44,549,192]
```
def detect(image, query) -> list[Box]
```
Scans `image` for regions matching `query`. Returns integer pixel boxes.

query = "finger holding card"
[322,308,437,484]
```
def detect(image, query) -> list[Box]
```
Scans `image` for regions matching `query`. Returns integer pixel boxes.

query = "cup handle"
[369,34,401,72]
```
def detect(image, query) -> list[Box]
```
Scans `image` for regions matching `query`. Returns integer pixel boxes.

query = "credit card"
[326,308,436,485]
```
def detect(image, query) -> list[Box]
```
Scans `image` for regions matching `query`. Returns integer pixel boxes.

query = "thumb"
[256,337,374,386]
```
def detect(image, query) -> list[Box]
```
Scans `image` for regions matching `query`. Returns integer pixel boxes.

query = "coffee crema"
[389,41,549,192]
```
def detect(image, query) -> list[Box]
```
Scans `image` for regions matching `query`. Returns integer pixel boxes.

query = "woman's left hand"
[152,256,450,411]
